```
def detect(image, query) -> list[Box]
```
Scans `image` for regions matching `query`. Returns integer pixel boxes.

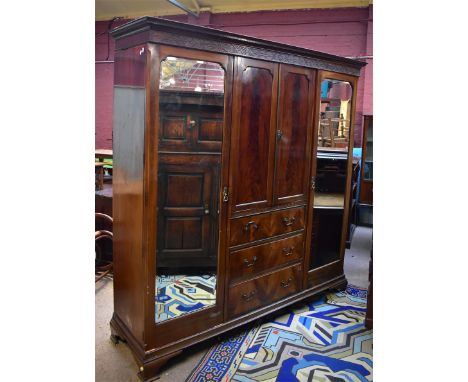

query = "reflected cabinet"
[110,17,365,381]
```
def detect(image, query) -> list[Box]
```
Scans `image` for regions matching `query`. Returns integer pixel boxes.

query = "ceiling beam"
[166,0,199,17]
[190,0,200,14]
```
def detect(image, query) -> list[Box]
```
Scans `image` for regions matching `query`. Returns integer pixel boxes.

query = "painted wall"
[95,6,373,149]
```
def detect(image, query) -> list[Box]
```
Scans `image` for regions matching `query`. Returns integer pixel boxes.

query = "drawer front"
[227,264,302,318]
[229,234,304,283]
[229,213,272,246]
[270,207,305,237]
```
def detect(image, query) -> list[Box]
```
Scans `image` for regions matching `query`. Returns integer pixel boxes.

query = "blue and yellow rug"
[186,285,372,382]
[156,275,217,323]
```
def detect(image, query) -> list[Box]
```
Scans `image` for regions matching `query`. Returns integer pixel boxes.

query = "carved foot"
[110,323,126,345]
[137,350,183,382]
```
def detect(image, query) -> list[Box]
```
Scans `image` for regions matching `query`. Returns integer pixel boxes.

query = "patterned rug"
[186,285,372,382]
[156,274,217,322]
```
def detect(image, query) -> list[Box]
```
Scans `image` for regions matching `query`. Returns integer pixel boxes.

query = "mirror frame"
[304,70,359,288]
[144,44,233,348]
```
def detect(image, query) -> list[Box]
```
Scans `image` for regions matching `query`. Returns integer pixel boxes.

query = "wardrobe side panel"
[112,45,147,343]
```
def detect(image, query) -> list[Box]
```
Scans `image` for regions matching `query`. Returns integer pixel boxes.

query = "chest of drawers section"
[227,206,306,318]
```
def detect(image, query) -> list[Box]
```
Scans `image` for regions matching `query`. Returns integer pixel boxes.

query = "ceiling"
[96,0,372,21]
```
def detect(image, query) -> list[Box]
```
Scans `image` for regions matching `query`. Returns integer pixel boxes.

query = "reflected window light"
[194,86,202,92]
[169,78,175,85]
[196,60,204,64]
[167,56,177,61]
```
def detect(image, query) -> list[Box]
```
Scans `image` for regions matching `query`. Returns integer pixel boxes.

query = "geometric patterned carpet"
[155,274,217,323]
[186,285,372,381]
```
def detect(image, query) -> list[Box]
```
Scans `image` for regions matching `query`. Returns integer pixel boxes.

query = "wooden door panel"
[164,217,203,250]
[157,162,218,268]
[159,111,191,150]
[166,173,204,207]
[162,116,186,140]
[275,65,316,204]
[230,57,278,212]
[159,109,223,153]
[194,112,223,152]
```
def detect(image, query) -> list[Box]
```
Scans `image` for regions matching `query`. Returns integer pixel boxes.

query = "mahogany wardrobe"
[110,17,365,381]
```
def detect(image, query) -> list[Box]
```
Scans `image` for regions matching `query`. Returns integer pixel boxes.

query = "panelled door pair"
[229,58,316,214]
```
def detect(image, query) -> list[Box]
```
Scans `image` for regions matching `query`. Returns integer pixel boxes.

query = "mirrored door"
[309,76,355,272]
[155,55,226,323]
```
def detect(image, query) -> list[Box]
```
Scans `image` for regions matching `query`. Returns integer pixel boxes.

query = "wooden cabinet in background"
[110,17,365,381]
[360,115,373,205]
[346,157,360,248]
[358,115,373,226]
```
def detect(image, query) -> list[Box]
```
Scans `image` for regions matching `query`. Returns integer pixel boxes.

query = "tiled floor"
[95,226,372,381]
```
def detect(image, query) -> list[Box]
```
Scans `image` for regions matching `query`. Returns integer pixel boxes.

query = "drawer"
[270,207,305,237]
[229,207,306,247]
[229,234,304,283]
[229,212,272,246]
[227,264,302,318]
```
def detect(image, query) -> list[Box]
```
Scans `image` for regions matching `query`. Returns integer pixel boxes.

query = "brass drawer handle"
[282,216,296,227]
[243,256,258,268]
[243,221,259,232]
[241,290,257,301]
[280,277,293,288]
[282,246,295,257]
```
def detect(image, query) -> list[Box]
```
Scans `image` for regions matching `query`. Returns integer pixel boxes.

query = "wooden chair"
[95,162,105,191]
[95,213,113,282]
[319,118,335,147]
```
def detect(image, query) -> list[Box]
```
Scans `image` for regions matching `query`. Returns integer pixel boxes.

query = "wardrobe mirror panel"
[155,57,225,323]
[310,78,353,270]
[318,79,352,151]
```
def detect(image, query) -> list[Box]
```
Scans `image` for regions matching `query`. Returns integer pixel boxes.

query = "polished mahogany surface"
[230,58,278,212]
[229,207,305,247]
[274,65,315,204]
[227,264,302,318]
[229,233,304,283]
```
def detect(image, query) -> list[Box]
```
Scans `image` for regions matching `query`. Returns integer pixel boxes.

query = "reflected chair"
[95,162,105,190]
[319,118,335,147]
[95,212,113,282]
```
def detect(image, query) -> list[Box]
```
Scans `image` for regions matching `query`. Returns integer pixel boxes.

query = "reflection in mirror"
[155,57,225,323]
[309,79,353,271]
[310,153,346,269]
[318,79,352,151]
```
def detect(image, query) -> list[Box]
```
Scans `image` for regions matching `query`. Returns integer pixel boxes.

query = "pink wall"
[95,6,373,149]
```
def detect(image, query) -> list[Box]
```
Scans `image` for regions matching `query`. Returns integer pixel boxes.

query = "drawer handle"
[243,221,259,232]
[243,256,258,268]
[282,246,295,257]
[241,290,257,301]
[282,216,296,227]
[280,277,293,288]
